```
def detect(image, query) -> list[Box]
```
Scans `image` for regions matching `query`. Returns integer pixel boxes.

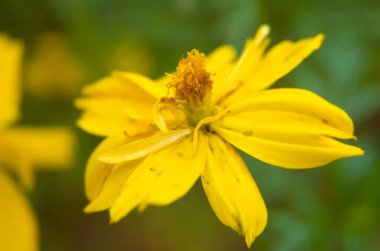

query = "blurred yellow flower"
[0,34,73,251]
[76,25,363,247]
[25,32,86,98]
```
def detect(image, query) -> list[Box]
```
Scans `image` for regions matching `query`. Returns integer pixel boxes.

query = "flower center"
[164,49,212,109]
[159,49,214,127]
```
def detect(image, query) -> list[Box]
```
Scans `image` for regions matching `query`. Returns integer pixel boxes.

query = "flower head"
[76,25,364,247]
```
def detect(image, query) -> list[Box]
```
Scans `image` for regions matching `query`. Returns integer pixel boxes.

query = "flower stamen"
[165,49,213,110]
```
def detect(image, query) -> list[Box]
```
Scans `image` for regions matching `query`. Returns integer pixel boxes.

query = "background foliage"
[1,0,379,250]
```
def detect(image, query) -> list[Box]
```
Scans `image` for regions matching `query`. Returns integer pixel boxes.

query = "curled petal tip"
[83,204,92,213]
[245,236,255,249]
[254,25,270,45]
[109,214,119,224]
[259,24,270,35]
[357,148,365,155]
[315,33,325,47]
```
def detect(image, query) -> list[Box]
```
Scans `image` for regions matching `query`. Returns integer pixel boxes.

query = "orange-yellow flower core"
[166,49,213,109]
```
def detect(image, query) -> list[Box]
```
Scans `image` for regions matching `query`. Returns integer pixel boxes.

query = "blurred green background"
[1,0,379,250]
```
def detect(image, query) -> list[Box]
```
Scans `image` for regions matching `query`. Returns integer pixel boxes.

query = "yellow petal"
[213,88,364,168]
[99,129,191,163]
[206,44,237,73]
[213,126,363,168]
[0,170,38,251]
[206,45,237,104]
[110,134,207,222]
[224,88,355,135]
[193,107,224,151]
[0,34,23,128]
[116,71,167,98]
[0,127,73,189]
[215,110,354,140]
[202,134,267,247]
[227,25,270,85]
[254,34,324,91]
[76,71,159,136]
[84,159,140,212]
[206,44,237,104]
[76,112,126,136]
[81,71,163,99]
[211,63,236,104]
[223,34,324,105]
[76,96,153,121]
[213,25,270,104]
[155,73,171,88]
[85,134,129,200]
[2,127,73,167]
[76,111,155,137]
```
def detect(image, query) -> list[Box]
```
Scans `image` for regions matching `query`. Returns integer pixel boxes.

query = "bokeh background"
[1,0,379,250]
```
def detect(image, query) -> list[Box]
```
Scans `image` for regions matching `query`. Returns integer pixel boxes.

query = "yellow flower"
[0,34,73,251]
[76,25,363,247]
